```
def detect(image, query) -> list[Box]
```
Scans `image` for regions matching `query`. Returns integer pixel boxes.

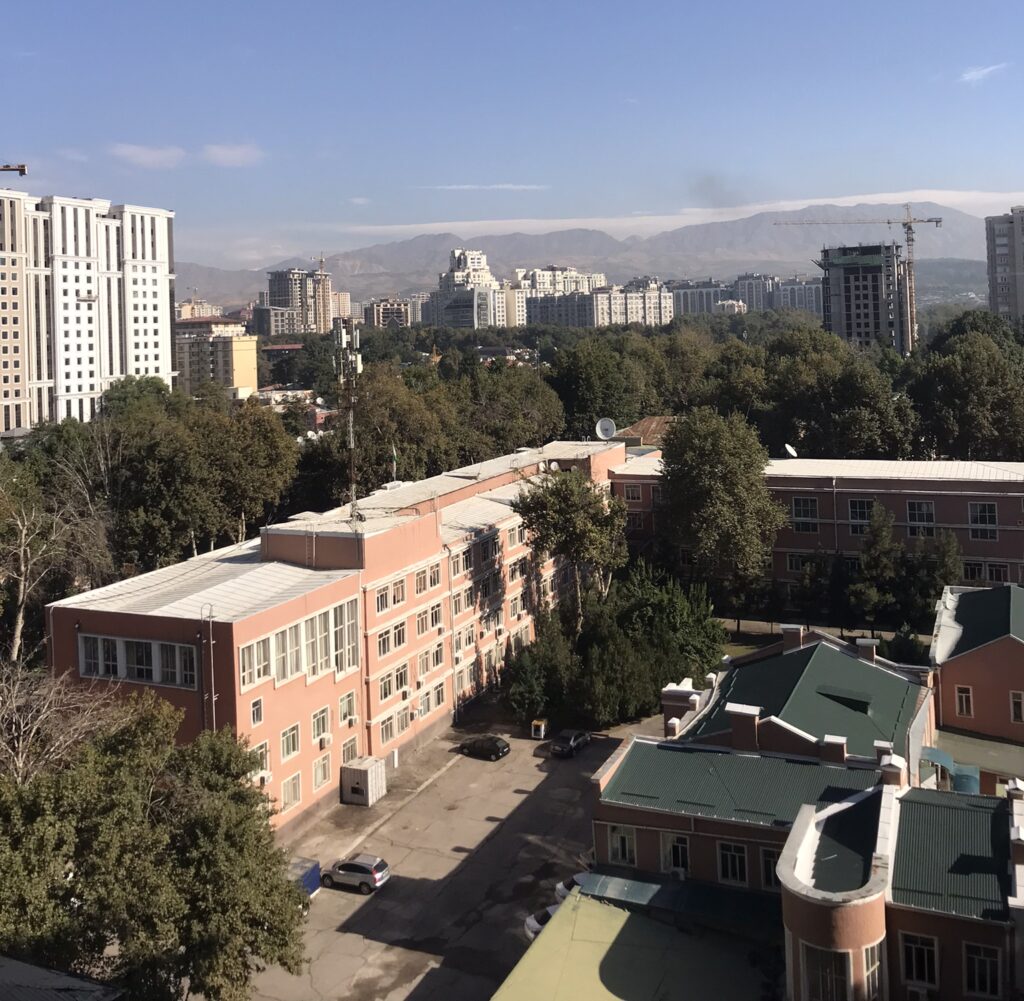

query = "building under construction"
[817,242,913,355]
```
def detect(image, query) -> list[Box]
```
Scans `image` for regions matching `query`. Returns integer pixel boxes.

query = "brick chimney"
[880,753,908,787]
[781,624,805,652]
[725,703,760,751]
[857,638,879,663]
[820,734,847,764]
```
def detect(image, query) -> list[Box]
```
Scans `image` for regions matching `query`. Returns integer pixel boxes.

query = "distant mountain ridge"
[176,202,988,307]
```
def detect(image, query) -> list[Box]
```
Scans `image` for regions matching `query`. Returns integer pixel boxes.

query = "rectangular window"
[333,598,358,674]
[865,942,881,1001]
[313,753,331,790]
[251,740,269,774]
[419,691,431,716]
[418,650,430,677]
[275,628,288,681]
[416,609,429,636]
[430,602,442,628]
[432,643,444,668]
[965,943,1000,997]
[287,624,302,677]
[902,933,937,987]
[652,485,663,505]
[626,512,644,530]
[451,554,461,578]
[281,724,300,761]
[82,635,99,675]
[397,706,410,733]
[101,638,119,677]
[462,548,473,573]
[907,500,935,538]
[956,685,974,718]
[393,620,406,648]
[718,842,747,885]
[804,944,849,1001]
[395,663,408,691]
[989,563,1009,583]
[761,848,781,890]
[379,672,394,702]
[970,501,998,540]
[304,616,318,676]
[792,497,819,533]
[380,715,395,745]
[433,681,444,707]
[392,579,406,605]
[787,553,809,574]
[125,640,153,681]
[240,644,255,687]
[453,590,463,616]
[312,707,329,740]
[1012,692,1024,724]
[623,483,641,502]
[377,630,391,658]
[608,825,636,865]
[517,524,526,545]
[342,736,358,764]
[339,691,356,723]
[661,833,688,873]
[429,562,441,588]
[507,527,516,547]
[376,586,389,613]
[251,698,263,727]
[964,561,985,581]
[464,585,474,609]
[415,568,428,594]
[280,772,301,812]
[179,645,196,687]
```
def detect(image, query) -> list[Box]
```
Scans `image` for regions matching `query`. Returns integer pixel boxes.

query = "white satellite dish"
[595,417,617,441]
[784,443,798,458]
[549,461,560,472]
[315,397,324,406]
[306,430,317,440]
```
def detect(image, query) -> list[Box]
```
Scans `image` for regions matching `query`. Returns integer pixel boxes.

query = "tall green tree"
[848,504,903,634]
[660,408,786,581]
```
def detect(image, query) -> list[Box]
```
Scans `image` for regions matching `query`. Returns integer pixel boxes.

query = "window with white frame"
[965,943,1000,997]
[849,498,873,535]
[661,833,688,873]
[463,585,473,608]
[429,562,441,588]
[803,944,849,1001]
[333,598,359,675]
[718,842,747,884]
[964,561,985,582]
[453,590,463,616]
[626,512,644,530]
[761,848,781,890]
[507,527,516,547]
[989,563,1009,583]
[342,736,358,763]
[339,691,356,724]
[517,524,526,545]
[902,933,937,988]
[100,637,118,677]
[450,554,461,578]
[280,773,301,812]
[392,579,406,605]
[251,698,263,727]
[455,667,467,691]
[623,483,642,502]
[125,640,153,681]
[907,500,935,538]
[380,715,395,744]
[416,609,429,636]
[864,942,881,1001]
[419,691,431,716]
[287,623,302,677]
[313,753,331,790]
[462,548,472,573]
[379,672,394,702]
[956,685,973,717]
[786,553,810,574]
[510,594,522,617]
[281,724,300,761]
[376,586,390,613]
[397,706,410,733]
[250,740,269,774]
[377,630,391,658]
[792,497,819,533]
[393,620,406,648]
[970,502,998,540]
[312,707,330,740]
[430,602,442,628]
[415,568,428,594]
[508,559,521,582]
[608,825,636,865]
[432,643,444,668]
[433,681,444,707]
[1012,691,1024,724]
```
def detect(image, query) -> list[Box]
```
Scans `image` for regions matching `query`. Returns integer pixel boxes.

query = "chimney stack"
[725,703,760,752]
[781,624,805,652]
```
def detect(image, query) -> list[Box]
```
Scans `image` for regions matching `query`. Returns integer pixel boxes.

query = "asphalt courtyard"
[251,725,626,1001]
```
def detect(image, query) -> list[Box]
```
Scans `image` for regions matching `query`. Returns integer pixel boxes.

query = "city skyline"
[6,0,1023,267]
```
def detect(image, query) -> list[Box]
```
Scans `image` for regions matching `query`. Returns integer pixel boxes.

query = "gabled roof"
[0,956,123,1001]
[685,642,921,758]
[931,585,1024,664]
[600,741,878,827]
[892,788,1010,921]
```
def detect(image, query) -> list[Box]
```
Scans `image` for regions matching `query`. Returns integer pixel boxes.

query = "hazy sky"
[5,0,1022,267]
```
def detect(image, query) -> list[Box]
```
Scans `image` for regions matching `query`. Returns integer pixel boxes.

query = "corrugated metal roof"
[601,741,879,827]
[687,643,921,758]
[50,541,355,622]
[765,458,1024,482]
[892,788,1010,921]
[812,790,882,892]
[610,453,662,476]
[932,585,1024,664]
[0,956,123,1001]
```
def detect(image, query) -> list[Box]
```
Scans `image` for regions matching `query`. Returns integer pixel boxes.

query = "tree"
[512,470,627,636]
[0,691,306,1001]
[791,551,830,627]
[932,529,964,592]
[848,504,903,634]
[660,408,786,581]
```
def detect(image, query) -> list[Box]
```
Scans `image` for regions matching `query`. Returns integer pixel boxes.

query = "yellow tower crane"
[775,203,942,347]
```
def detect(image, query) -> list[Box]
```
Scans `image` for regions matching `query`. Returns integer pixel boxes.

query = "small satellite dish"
[549,461,560,472]
[306,430,317,440]
[315,397,324,406]
[784,443,798,458]
[595,417,617,441]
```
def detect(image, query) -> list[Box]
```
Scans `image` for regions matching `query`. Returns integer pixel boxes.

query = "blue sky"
[5,0,1022,267]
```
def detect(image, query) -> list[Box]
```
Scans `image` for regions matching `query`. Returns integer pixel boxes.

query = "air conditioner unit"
[402,689,410,700]
[256,770,272,787]
[347,715,358,728]
[516,612,523,621]
[669,868,687,881]
[437,626,444,635]
[319,734,332,750]
[417,679,424,689]
[410,709,418,719]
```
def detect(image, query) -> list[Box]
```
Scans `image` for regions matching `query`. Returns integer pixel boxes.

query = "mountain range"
[176,202,989,307]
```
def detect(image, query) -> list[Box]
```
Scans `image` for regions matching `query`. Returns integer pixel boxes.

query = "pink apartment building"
[46,441,625,830]
[611,454,1024,587]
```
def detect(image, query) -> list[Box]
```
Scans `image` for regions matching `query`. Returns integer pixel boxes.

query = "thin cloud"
[419,183,549,191]
[57,148,89,163]
[349,196,370,206]
[110,143,186,169]
[202,143,265,167]
[959,63,1008,85]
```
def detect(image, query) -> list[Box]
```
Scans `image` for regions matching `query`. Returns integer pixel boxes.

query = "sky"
[4,0,1023,268]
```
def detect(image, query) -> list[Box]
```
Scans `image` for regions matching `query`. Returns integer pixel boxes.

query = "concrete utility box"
[341,756,387,807]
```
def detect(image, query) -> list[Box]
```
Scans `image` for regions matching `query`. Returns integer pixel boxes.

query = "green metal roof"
[892,788,1010,921]
[601,741,879,828]
[947,585,1024,659]
[812,790,882,892]
[688,643,921,758]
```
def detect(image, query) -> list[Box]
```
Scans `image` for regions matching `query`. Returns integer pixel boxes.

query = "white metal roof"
[50,540,355,622]
[440,481,523,543]
[610,453,662,476]
[765,459,1024,482]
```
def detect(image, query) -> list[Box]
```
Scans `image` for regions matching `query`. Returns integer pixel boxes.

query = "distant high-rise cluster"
[986,206,1024,322]
[669,273,823,318]
[0,189,174,435]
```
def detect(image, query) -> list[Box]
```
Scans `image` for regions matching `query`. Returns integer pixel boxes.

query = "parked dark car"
[457,734,511,761]
[550,729,591,757]
[287,856,321,914]
[320,854,391,894]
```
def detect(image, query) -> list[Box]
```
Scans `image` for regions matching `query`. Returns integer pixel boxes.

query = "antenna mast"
[336,321,362,510]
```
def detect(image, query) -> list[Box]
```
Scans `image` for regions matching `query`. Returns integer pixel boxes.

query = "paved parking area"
[252,729,623,1001]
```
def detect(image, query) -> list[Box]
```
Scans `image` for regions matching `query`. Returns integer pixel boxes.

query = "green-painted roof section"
[949,585,1024,659]
[688,643,921,758]
[601,741,879,827]
[892,788,1010,921]
[812,790,882,892]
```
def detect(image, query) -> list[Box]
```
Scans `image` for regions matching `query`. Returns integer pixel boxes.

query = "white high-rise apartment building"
[986,207,1024,322]
[0,190,174,434]
[512,265,607,295]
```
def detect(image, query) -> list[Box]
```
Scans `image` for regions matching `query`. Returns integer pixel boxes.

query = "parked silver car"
[320,853,391,894]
